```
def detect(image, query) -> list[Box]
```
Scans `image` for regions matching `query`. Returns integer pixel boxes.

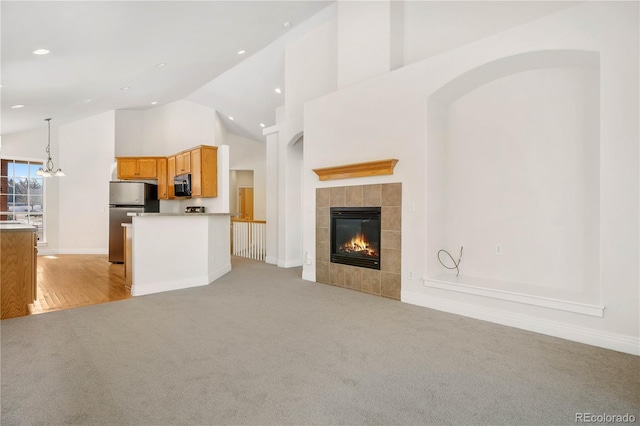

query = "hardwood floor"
[29,254,131,315]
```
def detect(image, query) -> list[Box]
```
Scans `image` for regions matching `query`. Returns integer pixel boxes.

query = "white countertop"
[127,212,238,217]
[0,224,37,232]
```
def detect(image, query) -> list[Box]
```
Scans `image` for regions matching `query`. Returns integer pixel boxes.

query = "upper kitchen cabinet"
[116,157,160,179]
[175,152,191,175]
[190,145,218,198]
[157,158,168,199]
[167,156,176,199]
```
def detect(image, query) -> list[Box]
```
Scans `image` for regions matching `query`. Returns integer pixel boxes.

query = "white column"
[265,125,303,269]
[283,136,303,268]
[264,126,280,265]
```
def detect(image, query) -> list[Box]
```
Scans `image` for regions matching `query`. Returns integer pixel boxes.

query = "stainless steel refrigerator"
[109,181,159,263]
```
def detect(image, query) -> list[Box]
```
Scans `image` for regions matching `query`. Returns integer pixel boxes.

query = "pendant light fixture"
[36,118,65,177]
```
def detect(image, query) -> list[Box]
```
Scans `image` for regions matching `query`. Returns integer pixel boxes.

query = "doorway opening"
[229,170,254,220]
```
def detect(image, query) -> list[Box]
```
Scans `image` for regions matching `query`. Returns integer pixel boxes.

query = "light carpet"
[1,257,638,425]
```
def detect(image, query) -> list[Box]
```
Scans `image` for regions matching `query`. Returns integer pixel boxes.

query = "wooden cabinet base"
[1,229,37,319]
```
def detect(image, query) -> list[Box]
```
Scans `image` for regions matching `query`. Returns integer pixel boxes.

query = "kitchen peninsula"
[1,224,37,319]
[126,212,231,296]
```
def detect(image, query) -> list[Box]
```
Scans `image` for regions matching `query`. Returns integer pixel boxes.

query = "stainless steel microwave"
[174,173,191,197]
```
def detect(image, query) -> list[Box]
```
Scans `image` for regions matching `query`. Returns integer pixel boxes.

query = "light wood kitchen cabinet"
[166,156,175,199]
[175,152,191,175]
[1,226,37,319]
[116,157,159,179]
[157,157,168,199]
[168,156,176,199]
[119,145,217,200]
[190,145,218,198]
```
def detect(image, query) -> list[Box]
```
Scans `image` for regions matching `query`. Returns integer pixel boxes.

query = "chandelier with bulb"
[36,118,65,177]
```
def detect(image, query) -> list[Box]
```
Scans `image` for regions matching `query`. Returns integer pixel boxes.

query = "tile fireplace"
[316,183,401,300]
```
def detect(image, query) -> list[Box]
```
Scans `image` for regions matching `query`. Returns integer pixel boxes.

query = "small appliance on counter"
[185,206,206,214]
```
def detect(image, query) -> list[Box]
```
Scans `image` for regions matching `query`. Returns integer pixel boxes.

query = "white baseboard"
[36,248,58,256]
[49,248,108,255]
[208,263,232,283]
[132,263,232,297]
[301,270,315,282]
[424,276,604,317]
[265,256,278,265]
[402,290,640,356]
[278,259,303,268]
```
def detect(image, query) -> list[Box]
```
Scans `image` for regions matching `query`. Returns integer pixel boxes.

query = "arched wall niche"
[288,131,304,147]
[425,49,601,307]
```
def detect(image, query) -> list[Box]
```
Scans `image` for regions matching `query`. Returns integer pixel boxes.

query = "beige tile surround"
[316,183,402,300]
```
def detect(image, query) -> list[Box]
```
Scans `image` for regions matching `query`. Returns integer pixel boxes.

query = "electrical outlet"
[495,243,503,255]
[408,271,414,280]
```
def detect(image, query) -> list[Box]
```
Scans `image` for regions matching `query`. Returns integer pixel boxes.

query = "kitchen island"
[126,213,231,296]
[1,224,37,319]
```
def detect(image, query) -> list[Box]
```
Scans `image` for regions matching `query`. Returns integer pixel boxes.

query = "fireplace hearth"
[331,207,381,270]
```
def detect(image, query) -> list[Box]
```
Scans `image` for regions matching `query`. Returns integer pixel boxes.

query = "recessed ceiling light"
[237,50,246,55]
[274,88,282,94]
[228,116,234,121]
[120,86,130,91]
[32,48,50,55]
[259,123,266,128]
[11,104,25,109]
[151,101,158,105]
[283,21,291,28]
[156,62,166,67]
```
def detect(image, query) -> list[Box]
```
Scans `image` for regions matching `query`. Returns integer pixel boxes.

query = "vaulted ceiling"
[1,1,332,140]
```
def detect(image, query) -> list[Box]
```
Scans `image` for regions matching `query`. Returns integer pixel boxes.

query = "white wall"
[403,1,576,65]
[141,100,218,155]
[114,110,144,156]
[301,2,639,354]
[283,17,337,147]
[439,67,599,299]
[337,1,391,89]
[58,111,115,253]
[213,111,227,148]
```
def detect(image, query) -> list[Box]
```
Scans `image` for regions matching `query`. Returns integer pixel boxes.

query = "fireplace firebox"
[330,207,381,270]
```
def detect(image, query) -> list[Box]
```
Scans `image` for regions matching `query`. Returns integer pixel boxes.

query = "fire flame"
[338,232,379,257]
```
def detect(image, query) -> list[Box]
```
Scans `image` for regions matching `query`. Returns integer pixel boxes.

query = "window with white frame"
[1,158,46,242]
